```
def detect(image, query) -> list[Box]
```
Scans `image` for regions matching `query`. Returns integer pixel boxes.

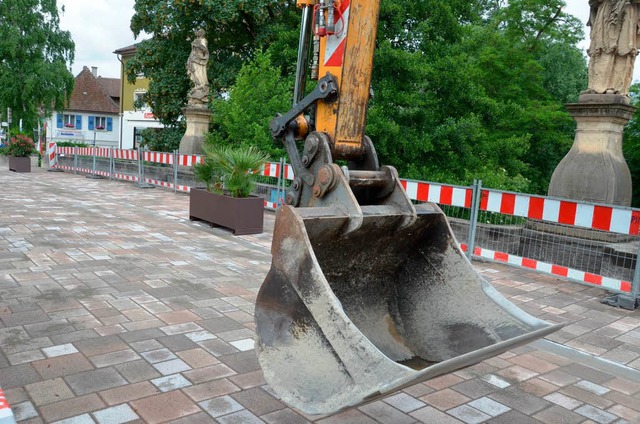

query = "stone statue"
[186,29,210,107]
[585,0,640,96]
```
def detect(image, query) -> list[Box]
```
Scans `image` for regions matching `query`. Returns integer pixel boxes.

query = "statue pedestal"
[179,106,211,155]
[548,95,635,206]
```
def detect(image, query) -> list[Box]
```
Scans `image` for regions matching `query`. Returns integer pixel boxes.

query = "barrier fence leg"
[631,243,640,305]
[601,238,640,310]
[135,146,154,189]
[465,179,482,261]
[86,136,102,179]
[275,158,283,207]
[173,150,179,193]
[73,147,78,175]
[109,148,114,180]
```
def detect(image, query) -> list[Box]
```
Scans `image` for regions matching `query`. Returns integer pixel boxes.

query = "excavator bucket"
[255,202,562,415]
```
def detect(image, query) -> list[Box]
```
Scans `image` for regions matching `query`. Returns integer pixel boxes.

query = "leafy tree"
[209,52,291,159]
[623,83,640,207]
[140,126,184,152]
[367,0,586,192]
[0,0,75,130]
[128,0,298,127]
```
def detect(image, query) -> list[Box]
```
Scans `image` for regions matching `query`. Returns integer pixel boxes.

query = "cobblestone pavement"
[1,167,640,424]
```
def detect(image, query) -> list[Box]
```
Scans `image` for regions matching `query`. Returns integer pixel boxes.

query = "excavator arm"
[255,0,561,416]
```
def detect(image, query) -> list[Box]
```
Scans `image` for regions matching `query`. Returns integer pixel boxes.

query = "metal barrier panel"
[48,144,640,298]
[472,188,639,294]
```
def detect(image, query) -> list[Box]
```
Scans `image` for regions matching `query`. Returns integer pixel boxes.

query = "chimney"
[91,66,98,77]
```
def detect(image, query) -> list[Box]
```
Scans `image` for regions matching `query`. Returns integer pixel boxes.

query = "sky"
[57,0,612,81]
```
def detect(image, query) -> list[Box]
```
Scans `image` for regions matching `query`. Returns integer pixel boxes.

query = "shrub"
[195,144,269,198]
[6,135,36,157]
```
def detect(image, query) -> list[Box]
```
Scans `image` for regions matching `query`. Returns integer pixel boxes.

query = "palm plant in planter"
[191,144,269,235]
[7,135,36,172]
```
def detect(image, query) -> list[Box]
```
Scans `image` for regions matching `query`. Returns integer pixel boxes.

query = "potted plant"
[190,144,269,235]
[6,135,36,172]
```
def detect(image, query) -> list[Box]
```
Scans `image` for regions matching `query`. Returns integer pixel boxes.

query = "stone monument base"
[179,106,211,155]
[548,95,635,207]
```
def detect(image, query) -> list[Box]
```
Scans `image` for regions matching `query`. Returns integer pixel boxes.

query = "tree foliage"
[131,0,588,193]
[127,0,298,127]
[623,83,640,207]
[367,0,586,192]
[0,0,75,130]
[209,52,291,159]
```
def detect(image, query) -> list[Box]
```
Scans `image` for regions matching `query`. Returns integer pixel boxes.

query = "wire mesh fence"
[49,144,640,302]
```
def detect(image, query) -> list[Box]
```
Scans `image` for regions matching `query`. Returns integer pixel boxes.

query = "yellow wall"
[119,52,150,113]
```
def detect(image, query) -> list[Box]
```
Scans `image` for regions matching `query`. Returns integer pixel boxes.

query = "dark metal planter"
[189,188,264,235]
[9,156,31,173]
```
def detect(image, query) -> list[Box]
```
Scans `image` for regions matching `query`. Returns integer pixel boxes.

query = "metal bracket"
[270,73,338,139]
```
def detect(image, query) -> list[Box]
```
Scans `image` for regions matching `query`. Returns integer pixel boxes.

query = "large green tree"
[131,0,587,193]
[127,0,299,127]
[0,0,75,130]
[367,0,586,192]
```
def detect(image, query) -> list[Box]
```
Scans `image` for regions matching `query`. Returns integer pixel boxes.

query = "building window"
[134,91,148,110]
[95,116,106,130]
[64,114,75,128]
[88,116,113,131]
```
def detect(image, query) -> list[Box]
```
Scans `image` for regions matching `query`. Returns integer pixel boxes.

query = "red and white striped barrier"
[113,149,138,161]
[143,151,174,165]
[177,154,203,167]
[0,387,15,424]
[460,244,632,293]
[401,180,473,208]
[47,142,57,167]
[480,190,640,236]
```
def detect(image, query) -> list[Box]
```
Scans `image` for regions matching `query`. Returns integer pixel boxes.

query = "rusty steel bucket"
[255,201,562,415]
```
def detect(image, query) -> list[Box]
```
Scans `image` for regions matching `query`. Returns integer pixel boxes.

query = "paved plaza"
[1,167,640,423]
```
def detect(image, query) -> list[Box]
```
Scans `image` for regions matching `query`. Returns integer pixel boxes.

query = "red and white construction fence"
[50,145,639,294]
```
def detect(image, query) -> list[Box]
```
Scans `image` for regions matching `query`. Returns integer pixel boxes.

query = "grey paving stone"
[574,404,618,424]
[230,387,285,416]
[92,403,139,424]
[90,348,140,368]
[217,410,264,424]
[152,358,192,375]
[488,386,552,415]
[358,400,415,424]
[218,351,261,374]
[152,374,193,392]
[382,392,426,413]
[117,328,164,343]
[65,367,128,395]
[12,400,39,421]
[447,404,492,424]
[198,395,244,418]
[52,413,96,424]
[199,317,244,333]
[468,397,511,417]
[0,363,41,388]
[261,409,310,424]
[140,348,177,364]
[157,334,198,351]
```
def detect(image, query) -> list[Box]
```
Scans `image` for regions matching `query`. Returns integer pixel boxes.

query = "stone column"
[179,106,211,155]
[548,94,635,207]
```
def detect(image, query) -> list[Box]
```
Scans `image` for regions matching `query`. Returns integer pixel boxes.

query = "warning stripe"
[261,163,281,178]
[0,386,14,423]
[401,180,473,208]
[481,189,640,236]
[459,244,632,294]
[48,143,57,166]
[177,154,203,167]
[143,151,174,165]
[324,0,350,67]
